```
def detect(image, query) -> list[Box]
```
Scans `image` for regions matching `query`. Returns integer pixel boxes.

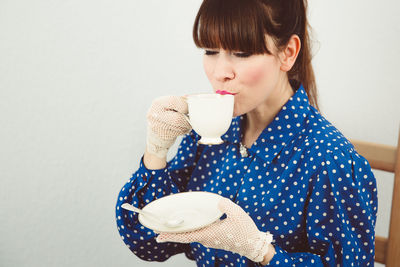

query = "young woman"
[115,0,377,266]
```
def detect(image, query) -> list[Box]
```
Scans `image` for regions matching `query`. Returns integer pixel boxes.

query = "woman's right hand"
[145,95,192,159]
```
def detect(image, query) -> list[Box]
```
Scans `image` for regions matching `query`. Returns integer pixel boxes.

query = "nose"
[214,55,235,82]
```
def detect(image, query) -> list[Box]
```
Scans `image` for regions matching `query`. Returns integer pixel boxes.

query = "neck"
[243,79,294,147]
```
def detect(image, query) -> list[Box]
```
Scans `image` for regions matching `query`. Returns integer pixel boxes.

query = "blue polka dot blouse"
[115,85,378,266]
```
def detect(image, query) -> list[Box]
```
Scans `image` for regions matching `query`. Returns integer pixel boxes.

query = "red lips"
[216,90,236,95]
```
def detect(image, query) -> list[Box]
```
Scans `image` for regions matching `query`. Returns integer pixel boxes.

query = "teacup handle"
[183,113,191,124]
[181,95,191,125]
[168,108,191,125]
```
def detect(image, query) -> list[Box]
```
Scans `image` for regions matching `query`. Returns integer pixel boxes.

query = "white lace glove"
[146,95,192,159]
[156,197,273,263]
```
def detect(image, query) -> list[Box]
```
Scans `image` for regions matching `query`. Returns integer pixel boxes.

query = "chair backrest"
[350,130,400,266]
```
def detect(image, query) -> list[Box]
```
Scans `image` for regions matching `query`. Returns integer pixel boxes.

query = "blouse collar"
[221,84,312,163]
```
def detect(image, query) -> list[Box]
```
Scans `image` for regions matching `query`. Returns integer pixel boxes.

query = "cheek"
[238,57,278,87]
[239,60,276,88]
[242,67,266,86]
[233,62,276,116]
[203,57,213,81]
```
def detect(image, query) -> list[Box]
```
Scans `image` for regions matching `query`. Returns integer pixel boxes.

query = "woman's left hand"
[156,197,273,263]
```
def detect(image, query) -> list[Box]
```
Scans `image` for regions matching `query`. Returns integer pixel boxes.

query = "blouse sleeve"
[264,146,378,266]
[115,131,202,262]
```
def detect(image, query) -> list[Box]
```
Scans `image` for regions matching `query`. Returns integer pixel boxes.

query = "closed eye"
[205,50,218,56]
[204,50,252,58]
[233,52,252,58]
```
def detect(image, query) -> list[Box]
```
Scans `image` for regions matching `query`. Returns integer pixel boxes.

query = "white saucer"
[139,191,223,233]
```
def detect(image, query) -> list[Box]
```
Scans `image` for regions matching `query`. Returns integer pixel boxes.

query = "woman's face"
[202,42,285,117]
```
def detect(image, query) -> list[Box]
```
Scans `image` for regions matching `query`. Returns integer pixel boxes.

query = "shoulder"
[300,106,355,157]
[296,107,373,179]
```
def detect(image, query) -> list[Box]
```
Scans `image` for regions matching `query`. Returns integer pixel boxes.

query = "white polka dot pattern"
[115,85,378,266]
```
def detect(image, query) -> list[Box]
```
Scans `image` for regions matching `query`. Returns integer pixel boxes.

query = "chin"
[233,109,245,118]
[233,104,252,117]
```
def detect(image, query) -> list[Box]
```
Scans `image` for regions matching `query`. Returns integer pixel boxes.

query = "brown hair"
[193,0,319,110]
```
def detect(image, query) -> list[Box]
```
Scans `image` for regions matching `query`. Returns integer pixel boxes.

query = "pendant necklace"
[239,142,249,157]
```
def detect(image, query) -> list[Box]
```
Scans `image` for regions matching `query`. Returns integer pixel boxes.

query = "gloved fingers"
[155,218,226,244]
[148,109,191,130]
[217,197,248,219]
[156,232,196,244]
[147,104,185,122]
[147,110,192,140]
[152,95,188,114]
[168,96,188,114]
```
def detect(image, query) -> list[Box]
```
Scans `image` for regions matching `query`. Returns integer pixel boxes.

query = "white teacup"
[186,93,234,145]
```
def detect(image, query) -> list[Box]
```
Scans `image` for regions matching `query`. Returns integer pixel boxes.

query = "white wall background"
[1,0,399,266]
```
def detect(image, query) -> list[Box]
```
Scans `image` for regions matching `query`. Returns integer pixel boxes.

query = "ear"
[279,34,301,72]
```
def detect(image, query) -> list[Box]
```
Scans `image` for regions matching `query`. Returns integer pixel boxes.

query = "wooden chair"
[350,130,400,266]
